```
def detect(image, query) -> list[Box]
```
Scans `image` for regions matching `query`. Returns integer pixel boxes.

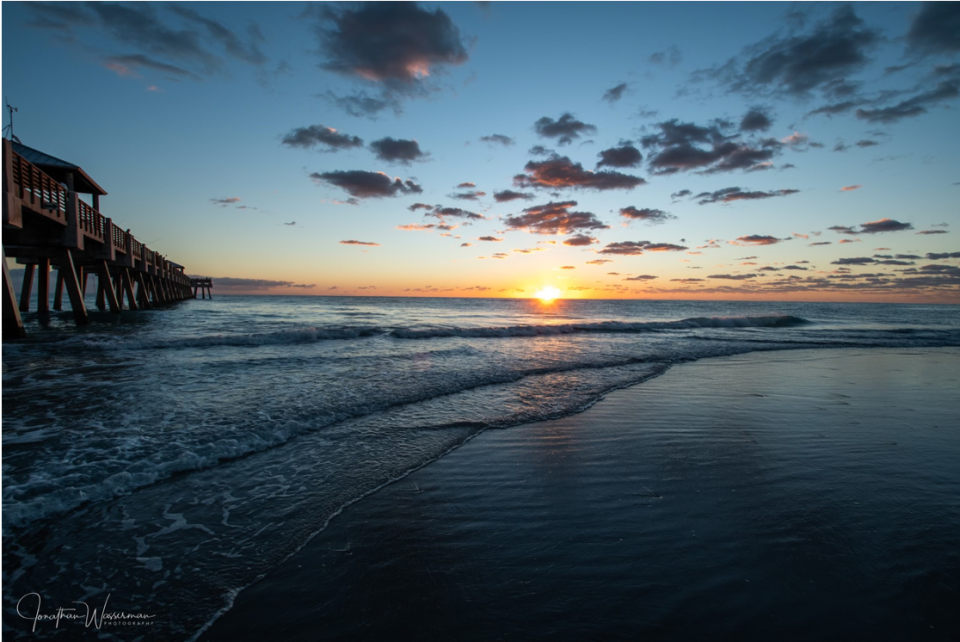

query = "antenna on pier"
[3,98,21,143]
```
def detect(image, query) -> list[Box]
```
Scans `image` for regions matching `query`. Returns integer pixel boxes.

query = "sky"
[2,1,959,302]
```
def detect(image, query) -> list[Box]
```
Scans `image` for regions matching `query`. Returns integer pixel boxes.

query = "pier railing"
[9,150,68,223]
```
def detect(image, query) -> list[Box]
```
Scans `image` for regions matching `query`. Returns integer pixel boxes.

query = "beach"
[203,347,960,642]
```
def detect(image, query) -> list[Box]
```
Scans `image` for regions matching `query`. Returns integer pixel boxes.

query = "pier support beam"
[36,259,50,313]
[19,263,34,312]
[53,269,64,310]
[97,261,120,314]
[60,249,89,326]
[121,268,138,311]
[3,247,26,339]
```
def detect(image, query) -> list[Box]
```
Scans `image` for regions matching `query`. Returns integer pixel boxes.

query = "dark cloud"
[312,170,423,198]
[408,202,434,211]
[457,182,476,188]
[907,2,960,57]
[809,241,833,246]
[503,200,610,235]
[783,265,809,271]
[859,218,914,234]
[832,257,876,265]
[214,277,315,290]
[602,83,628,103]
[340,239,380,246]
[649,46,682,68]
[480,134,515,147]
[855,80,960,123]
[168,4,266,65]
[563,235,598,247]
[641,118,777,174]
[596,145,643,168]
[211,197,241,205]
[856,139,879,148]
[917,229,948,235]
[493,190,534,203]
[735,235,783,245]
[619,207,675,224]
[429,206,484,220]
[708,274,757,280]
[671,189,692,200]
[829,225,857,235]
[740,108,773,132]
[808,100,859,117]
[694,187,799,205]
[370,137,428,164]
[316,3,467,83]
[533,113,598,145]
[715,6,879,96]
[477,236,502,242]
[105,54,199,79]
[325,90,396,118]
[449,190,486,201]
[528,145,554,156]
[624,275,659,281]
[514,156,646,191]
[281,124,363,151]
[927,252,960,259]
[599,240,688,255]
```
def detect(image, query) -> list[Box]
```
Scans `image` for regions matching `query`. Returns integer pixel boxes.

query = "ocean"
[3,296,959,639]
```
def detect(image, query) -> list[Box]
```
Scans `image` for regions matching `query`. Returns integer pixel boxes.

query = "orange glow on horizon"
[533,286,562,303]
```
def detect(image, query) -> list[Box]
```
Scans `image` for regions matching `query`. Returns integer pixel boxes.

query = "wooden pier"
[2,139,193,339]
[191,277,213,299]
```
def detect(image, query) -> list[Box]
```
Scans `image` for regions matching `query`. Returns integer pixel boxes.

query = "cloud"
[211,197,241,205]
[533,113,597,145]
[740,107,773,132]
[370,137,428,164]
[104,54,198,80]
[514,156,646,190]
[734,234,783,245]
[839,238,861,244]
[855,79,960,124]
[429,206,485,220]
[477,236,502,242]
[480,134,515,146]
[312,170,423,198]
[213,277,315,290]
[586,259,613,265]
[649,46,682,68]
[599,240,688,255]
[641,118,778,174]
[281,125,363,151]
[694,187,799,205]
[563,235,598,246]
[316,3,467,83]
[493,190,534,203]
[917,229,948,235]
[340,239,380,246]
[710,6,879,97]
[671,189,692,200]
[596,145,643,168]
[708,274,757,280]
[397,223,435,231]
[809,241,833,246]
[449,190,486,201]
[168,4,266,65]
[503,201,609,235]
[624,274,658,281]
[809,101,859,117]
[460,242,472,247]
[324,90,397,117]
[603,83,629,103]
[840,184,862,192]
[832,257,878,265]
[528,145,554,156]
[408,202,434,211]
[457,182,476,188]
[619,207,676,224]
[927,252,960,259]
[856,139,879,148]
[907,2,960,57]
[560,265,576,270]
[859,218,914,233]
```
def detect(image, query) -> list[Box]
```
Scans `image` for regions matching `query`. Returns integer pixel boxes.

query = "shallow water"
[3,296,959,639]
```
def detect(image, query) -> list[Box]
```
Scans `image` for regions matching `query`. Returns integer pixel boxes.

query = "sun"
[533,286,562,303]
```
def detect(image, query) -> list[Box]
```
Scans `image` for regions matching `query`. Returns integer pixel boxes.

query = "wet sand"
[201,348,960,641]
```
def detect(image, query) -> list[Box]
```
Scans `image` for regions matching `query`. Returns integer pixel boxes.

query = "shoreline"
[201,347,960,641]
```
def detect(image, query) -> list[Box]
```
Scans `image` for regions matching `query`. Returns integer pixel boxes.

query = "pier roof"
[12,142,107,196]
